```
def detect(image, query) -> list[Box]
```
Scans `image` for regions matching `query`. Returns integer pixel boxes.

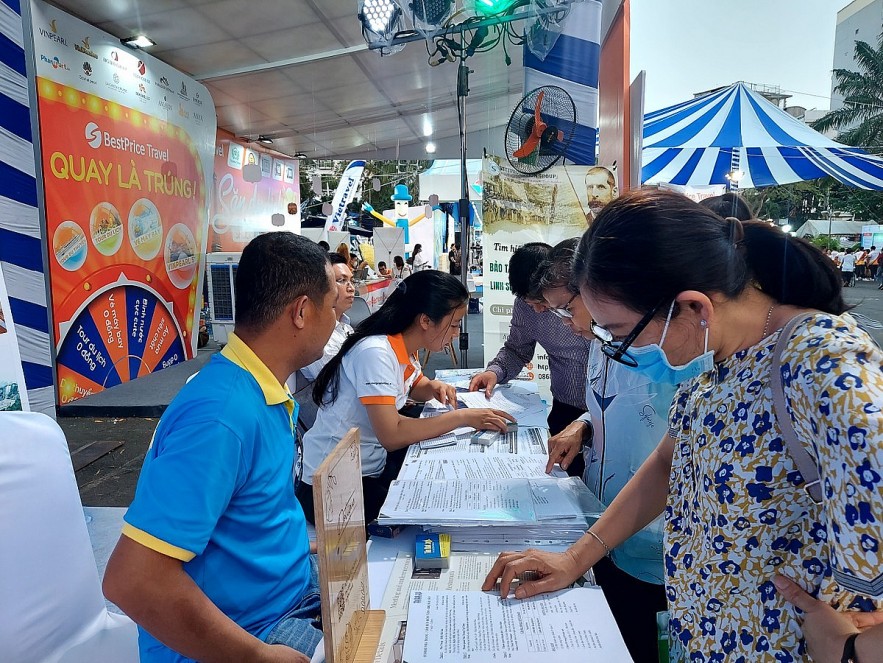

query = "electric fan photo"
[504,85,576,175]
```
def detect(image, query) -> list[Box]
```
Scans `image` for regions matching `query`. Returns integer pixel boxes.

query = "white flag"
[323,160,365,238]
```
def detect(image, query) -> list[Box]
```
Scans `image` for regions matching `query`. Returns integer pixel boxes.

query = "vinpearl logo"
[85,122,102,149]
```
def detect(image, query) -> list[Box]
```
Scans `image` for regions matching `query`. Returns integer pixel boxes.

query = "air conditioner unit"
[205,252,241,345]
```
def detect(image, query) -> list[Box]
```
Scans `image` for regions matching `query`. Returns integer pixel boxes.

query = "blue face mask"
[618,301,714,385]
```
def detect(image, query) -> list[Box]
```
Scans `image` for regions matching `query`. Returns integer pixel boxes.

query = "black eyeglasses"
[549,293,578,319]
[590,298,669,367]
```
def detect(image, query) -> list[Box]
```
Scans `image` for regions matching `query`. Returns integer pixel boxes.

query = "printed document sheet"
[402,589,632,662]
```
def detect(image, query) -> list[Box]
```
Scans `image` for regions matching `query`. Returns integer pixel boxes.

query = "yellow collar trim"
[221,332,290,406]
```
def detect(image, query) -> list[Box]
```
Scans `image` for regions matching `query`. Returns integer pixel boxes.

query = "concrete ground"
[62,281,883,508]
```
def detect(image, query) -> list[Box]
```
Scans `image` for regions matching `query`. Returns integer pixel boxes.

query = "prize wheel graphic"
[56,283,186,399]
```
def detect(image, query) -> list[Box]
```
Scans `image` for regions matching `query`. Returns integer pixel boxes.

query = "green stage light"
[472,0,519,16]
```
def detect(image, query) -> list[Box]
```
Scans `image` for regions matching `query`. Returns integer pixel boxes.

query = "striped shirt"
[486,298,590,409]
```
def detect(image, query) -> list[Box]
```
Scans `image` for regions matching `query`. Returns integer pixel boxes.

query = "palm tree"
[812,35,883,148]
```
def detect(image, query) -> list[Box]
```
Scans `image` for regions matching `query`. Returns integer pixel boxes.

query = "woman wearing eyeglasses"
[484,189,883,662]
[538,238,677,663]
[289,252,356,435]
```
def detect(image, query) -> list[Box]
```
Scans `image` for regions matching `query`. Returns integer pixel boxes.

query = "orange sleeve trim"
[121,523,196,562]
[360,395,397,405]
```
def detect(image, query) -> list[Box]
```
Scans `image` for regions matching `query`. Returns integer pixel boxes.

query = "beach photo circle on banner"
[128,198,164,260]
[164,223,198,289]
[89,202,123,256]
[53,220,88,271]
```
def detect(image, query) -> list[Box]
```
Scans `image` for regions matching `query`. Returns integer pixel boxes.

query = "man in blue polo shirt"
[104,232,338,663]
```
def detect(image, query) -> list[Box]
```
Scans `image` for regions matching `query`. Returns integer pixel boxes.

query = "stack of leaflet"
[456,385,549,429]
[396,375,604,550]
[377,477,605,552]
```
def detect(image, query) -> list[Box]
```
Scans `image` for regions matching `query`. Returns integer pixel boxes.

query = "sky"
[630,0,846,114]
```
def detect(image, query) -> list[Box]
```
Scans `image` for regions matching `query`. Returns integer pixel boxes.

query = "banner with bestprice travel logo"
[30,0,216,405]
[208,130,300,252]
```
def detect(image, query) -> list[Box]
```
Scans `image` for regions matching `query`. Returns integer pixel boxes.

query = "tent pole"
[457,53,472,368]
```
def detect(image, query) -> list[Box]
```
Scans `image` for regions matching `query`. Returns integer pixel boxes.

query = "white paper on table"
[402,589,633,662]
[380,553,499,616]
[397,456,551,481]
[379,480,536,523]
[457,389,543,415]
[422,398,454,410]
[457,390,548,429]
[529,478,583,520]
[405,430,548,462]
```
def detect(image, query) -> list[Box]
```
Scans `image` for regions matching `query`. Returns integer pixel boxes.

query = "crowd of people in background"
[825,245,882,288]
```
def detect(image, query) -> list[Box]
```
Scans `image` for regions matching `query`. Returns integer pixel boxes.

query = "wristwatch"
[842,633,860,663]
[579,420,594,449]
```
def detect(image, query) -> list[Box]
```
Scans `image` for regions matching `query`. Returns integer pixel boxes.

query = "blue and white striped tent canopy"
[642,82,883,189]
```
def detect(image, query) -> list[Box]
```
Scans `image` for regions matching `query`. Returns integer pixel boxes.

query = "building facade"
[832,0,883,110]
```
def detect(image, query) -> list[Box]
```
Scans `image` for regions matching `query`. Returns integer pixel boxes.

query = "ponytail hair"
[573,188,847,317]
[312,270,468,407]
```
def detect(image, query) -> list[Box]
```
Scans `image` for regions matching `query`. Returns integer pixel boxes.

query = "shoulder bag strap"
[770,312,823,504]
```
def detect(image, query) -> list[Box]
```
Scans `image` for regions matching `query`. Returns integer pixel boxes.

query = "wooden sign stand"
[312,429,385,663]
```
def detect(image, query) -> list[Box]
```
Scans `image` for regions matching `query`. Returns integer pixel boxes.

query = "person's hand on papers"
[428,379,458,408]
[546,421,589,474]
[468,370,498,398]
[481,548,583,599]
[458,408,515,432]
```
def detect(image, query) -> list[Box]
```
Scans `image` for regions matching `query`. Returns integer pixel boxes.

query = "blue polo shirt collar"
[221,333,290,406]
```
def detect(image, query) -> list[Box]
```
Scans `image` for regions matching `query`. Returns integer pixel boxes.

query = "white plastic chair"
[347,296,372,326]
[0,412,139,662]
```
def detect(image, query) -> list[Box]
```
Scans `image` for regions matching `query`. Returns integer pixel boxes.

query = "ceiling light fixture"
[120,34,155,49]
[411,0,455,37]
[359,0,403,54]
[422,117,433,137]
[425,141,437,154]
[412,0,454,25]
[258,135,274,145]
[470,0,520,16]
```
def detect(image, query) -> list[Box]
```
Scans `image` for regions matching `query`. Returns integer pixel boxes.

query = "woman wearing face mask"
[299,270,514,524]
[538,238,677,663]
[484,189,883,662]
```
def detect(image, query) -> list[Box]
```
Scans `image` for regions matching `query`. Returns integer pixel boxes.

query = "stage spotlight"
[359,0,404,53]
[411,0,455,30]
[470,0,520,16]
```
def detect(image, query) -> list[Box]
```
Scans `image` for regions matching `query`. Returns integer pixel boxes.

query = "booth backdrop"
[30,0,217,405]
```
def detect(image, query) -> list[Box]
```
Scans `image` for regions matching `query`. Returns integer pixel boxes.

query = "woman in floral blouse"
[484,189,883,662]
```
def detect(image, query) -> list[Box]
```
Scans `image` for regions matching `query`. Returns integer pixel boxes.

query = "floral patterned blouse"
[664,313,883,662]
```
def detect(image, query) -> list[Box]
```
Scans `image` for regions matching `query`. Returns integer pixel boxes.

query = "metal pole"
[827,189,833,247]
[457,58,472,368]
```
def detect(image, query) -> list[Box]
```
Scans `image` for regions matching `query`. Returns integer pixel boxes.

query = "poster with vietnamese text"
[31,0,216,404]
[481,155,598,400]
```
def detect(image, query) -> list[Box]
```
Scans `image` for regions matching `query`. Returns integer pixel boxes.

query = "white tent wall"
[796,219,865,239]
[0,0,55,416]
[418,159,483,202]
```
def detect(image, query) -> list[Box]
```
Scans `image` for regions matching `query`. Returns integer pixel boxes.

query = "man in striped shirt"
[469,242,590,476]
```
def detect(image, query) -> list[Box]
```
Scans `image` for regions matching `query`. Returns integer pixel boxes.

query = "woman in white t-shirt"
[393,255,412,279]
[298,271,513,523]
[840,247,856,287]
[411,243,431,271]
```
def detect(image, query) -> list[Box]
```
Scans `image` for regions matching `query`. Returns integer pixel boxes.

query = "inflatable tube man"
[362,184,425,245]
